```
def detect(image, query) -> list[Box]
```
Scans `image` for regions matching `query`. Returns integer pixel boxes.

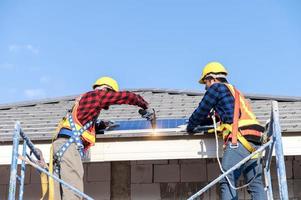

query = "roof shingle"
[1,89,301,142]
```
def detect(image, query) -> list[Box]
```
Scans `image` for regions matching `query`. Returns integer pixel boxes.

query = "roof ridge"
[1,88,301,109]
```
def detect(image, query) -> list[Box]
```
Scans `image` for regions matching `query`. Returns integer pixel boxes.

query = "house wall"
[1,156,301,200]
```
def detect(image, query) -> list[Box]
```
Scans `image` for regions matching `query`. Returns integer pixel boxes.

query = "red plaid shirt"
[76,90,148,128]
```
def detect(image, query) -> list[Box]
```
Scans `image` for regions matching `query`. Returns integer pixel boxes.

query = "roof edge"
[0,95,77,110]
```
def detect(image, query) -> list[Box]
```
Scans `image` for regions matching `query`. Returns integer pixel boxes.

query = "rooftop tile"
[1,89,301,142]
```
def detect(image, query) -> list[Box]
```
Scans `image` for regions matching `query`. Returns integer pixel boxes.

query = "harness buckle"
[229,142,239,149]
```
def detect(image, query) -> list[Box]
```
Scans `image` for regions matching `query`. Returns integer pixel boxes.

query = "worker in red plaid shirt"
[52,76,149,200]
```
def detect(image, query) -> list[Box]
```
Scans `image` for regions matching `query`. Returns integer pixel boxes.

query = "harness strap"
[229,87,257,153]
[48,145,54,200]
[231,88,240,146]
[54,115,93,173]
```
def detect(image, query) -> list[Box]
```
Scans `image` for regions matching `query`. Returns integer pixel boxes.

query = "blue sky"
[0,0,301,104]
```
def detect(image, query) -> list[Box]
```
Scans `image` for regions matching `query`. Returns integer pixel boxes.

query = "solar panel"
[96,118,212,134]
[109,118,188,131]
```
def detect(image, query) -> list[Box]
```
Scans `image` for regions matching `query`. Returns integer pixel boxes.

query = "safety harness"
[227,86,257,152]
[209,84,264,153]
[212,84,264,190]
[53,114,93,173]
[45,96,96,199]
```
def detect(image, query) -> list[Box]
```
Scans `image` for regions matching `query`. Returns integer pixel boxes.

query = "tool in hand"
[139,108,157,129]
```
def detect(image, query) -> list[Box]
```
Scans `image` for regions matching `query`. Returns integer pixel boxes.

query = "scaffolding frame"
[188,101,289,200]
[8,122,94,200]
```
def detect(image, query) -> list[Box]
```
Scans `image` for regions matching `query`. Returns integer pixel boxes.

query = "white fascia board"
[1,136,301,165]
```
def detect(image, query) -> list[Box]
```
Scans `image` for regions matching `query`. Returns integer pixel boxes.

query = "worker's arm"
[101,91,148,109]
[187,84,220,133]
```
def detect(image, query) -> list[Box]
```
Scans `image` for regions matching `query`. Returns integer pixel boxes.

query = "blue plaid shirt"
[187,83,235,131]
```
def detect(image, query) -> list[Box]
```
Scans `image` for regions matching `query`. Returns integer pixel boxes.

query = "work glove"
[95,120,118,134]
[105,120,118,130]
[139,108,155,121]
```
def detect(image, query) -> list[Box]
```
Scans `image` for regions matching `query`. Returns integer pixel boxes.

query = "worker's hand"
[186,123,195,135]
[139,108,155,121]
[95,120,118,133]
[102,120,115,128]
[33,148,48,169]
[95,120,107,131]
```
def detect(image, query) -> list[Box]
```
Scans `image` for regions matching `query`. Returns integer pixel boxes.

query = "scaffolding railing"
[187,101,289,200]
[8,121,94,200]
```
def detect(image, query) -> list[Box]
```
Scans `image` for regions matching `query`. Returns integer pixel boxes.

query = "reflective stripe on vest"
[54,115,93,172]
[218,84,263,142]
[54,114,93,173]
[56,97,96,149]
[54,96,96,173]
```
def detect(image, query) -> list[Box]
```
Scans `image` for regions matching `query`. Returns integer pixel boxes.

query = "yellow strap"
[59,116,95,144]
[38,144,54,200]
[211,121,261,159]
[45,107,73,200]
[237,132,256,152]
[40,131,57,200]
[40,172,48,200]
[218,123,260,157]
[208,128,215,134]
[48,144,55,200]
[237,132,261,159]
[48,128,60,200]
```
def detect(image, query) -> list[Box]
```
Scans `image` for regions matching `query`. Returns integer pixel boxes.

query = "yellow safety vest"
[56,96,96,150]
[212,84,264,152]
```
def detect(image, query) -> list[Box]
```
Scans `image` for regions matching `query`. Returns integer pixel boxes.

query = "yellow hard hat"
[93,76,119,92]
[199,62,228,84]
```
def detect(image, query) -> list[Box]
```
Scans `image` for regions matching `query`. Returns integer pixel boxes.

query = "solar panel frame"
[106,118,188,131]
[98,118,212,135]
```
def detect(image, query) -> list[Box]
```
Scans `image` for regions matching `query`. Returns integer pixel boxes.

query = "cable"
[212,113,260,190]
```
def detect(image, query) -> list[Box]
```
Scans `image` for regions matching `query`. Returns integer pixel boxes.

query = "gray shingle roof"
[1,89,301,143]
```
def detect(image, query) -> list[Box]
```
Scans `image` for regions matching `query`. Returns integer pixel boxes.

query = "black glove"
[97,120,108,129]
[139,109,155,121]
[186,123,196,135]
[95,120,106,134]
[95,120,118,134]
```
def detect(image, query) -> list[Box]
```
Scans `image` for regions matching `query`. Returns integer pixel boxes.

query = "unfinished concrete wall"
[1,156,301,199]
[129,156,301,199]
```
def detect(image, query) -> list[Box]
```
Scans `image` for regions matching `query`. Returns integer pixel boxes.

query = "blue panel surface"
[108,118,188,131]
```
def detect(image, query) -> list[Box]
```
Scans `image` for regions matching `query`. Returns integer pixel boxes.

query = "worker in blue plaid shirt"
[187,62,267,200]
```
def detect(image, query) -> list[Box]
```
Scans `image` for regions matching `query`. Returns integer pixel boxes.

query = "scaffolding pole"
[263,140,274,200]
[8,121,94,200]
[272,101,289,200]
[18,140,27,200]
[8,122,20,200]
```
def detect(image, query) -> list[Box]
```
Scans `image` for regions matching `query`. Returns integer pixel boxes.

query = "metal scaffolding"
[187,101,289,200]
[8,122,94,200]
